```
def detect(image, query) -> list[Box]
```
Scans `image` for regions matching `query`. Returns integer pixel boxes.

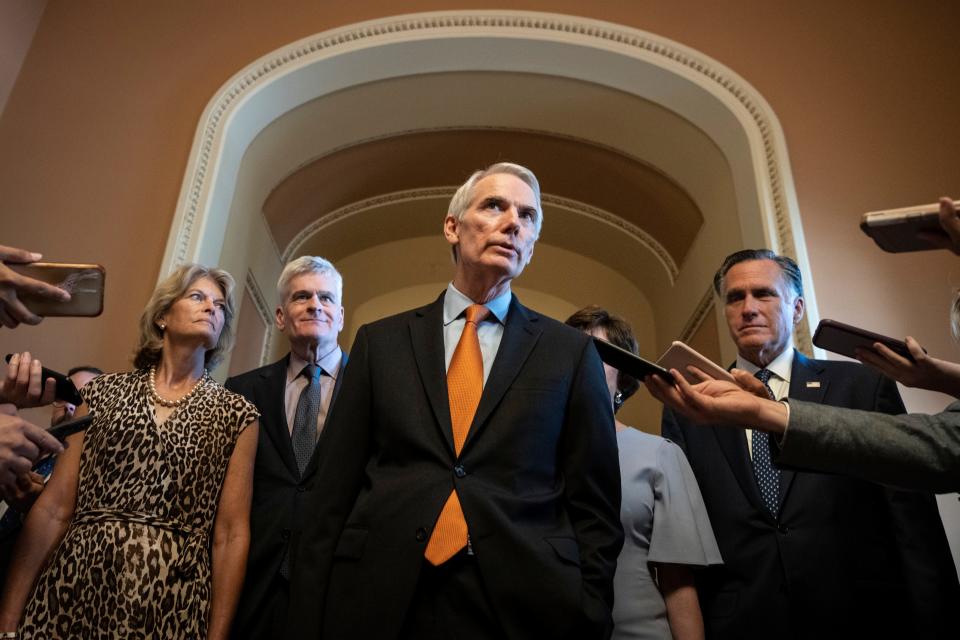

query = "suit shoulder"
[361,304,429,335]
[224,358,285,389]
[810,357,884,382]
[523,308,590,343]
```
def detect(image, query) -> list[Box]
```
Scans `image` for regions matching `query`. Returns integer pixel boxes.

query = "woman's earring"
[614,390,624,411]
[158,323,166,331]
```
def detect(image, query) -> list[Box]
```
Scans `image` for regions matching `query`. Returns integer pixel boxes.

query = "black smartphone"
[3,354,84,406]
[592,337,675,382]
[812,319,920,362]
[47,413,93,441]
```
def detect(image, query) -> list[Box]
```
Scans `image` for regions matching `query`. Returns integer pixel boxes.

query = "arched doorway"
[159,11,817,429]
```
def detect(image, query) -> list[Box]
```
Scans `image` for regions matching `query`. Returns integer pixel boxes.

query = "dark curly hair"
[564,305,640,410]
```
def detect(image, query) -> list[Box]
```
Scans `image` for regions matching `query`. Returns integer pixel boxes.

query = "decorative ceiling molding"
[161,9,817,355]
[243,271,274,366]
[282,187,679,282]
[678,287,717,346]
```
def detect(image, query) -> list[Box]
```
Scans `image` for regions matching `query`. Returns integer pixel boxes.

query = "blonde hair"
[133,264,237,370]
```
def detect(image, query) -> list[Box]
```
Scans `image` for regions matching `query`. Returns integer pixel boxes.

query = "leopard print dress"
[20,370,259,639]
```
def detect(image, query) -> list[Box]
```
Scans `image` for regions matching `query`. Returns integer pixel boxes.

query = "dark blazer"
[288,293,623,640]
[662,351,958,639]
[224,351,346,639]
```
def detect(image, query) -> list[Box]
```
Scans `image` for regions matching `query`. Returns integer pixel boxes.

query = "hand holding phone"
[0,245,72,328]
[2,353,82,408]
[6,262,104,318]
[657,341,735,385]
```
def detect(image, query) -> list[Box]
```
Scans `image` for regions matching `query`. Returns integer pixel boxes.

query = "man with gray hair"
[660,248,956,639]
[290,162,622,639]
[225,255,347,639]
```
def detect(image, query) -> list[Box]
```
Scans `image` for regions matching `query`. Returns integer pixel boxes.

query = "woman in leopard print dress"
[0,264,260,639]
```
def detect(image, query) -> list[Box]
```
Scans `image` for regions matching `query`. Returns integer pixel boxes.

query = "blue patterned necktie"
[751,368,781,516]
[280,364,323,580]
[291,364,323,477]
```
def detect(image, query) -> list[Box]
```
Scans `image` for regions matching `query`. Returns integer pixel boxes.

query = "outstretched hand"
[0,244,70,328]
[855,338,960,398]
[0,352,56,408]
[916,197,960,255]
[645,368,788,434]
[0,408,63,493]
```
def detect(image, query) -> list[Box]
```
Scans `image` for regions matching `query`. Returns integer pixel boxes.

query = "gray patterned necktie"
[291,364,323,477]
[751,368,781,516]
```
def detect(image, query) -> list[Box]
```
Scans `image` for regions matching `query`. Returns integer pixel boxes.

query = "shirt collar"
[287,345,343,383]
[443,282,511,326]
[736,347,794,384]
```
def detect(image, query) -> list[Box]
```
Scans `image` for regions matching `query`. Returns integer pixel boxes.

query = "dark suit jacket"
[777,399,960,493]
[288,293,623,640]
[662,351,958,639]
[224,351,346,639]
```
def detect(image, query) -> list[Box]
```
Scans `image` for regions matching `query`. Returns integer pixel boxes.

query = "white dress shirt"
[736,347,794,458]
[284,346,343,436]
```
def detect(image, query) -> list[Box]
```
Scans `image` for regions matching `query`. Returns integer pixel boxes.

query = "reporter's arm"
[0,425,83,631]
[774,400,960,493]
[207,421,258,640]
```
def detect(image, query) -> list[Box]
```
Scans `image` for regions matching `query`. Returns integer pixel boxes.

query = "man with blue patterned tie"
[661,249,957,639]
[225,256,347,639]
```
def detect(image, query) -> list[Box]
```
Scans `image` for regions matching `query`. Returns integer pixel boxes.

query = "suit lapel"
[781,351,829,506]
[462,297,541,455]
[711,359,774,521]
[410,294,456,455]
[712,423,771,519]
[258,355,300,478]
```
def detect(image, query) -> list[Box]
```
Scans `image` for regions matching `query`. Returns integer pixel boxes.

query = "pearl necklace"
[148,366,208,408]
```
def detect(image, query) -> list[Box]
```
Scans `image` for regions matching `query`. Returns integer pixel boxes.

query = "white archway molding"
[284,188,680,281]
[161,9,819,351]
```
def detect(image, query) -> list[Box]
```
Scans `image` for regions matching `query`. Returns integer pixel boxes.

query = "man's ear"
[335,305,345,333]
[275,306,286,331]
[793,295,805,325]
[443,215,459,247]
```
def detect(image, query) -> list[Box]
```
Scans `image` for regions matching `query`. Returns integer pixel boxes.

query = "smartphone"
[860,201,957,253]
[47,413,93,441]
[812,319,918,362]
[657,341,735,384]
[592,337,674,382]
[3,354,84,406]
[6,262,105,317]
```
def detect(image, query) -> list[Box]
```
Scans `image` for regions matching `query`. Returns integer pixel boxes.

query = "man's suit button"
[777,523,789,534]
[415,527,428,542]
[454,464,466,478]
[281,529,291,542]
[297,484,306,493]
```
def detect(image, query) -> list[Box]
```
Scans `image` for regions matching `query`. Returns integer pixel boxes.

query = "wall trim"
[284,187,679,282]
[160,9,818,353]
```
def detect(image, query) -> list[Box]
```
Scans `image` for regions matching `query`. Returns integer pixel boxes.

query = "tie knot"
[301,364,321,381]
[755,368,773,385]
[464,304,490,325]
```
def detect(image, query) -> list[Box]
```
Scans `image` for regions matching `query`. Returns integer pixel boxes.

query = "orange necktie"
[424,303,490,565]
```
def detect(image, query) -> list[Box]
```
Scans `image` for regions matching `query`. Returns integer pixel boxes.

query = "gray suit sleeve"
[775,399,960,493]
